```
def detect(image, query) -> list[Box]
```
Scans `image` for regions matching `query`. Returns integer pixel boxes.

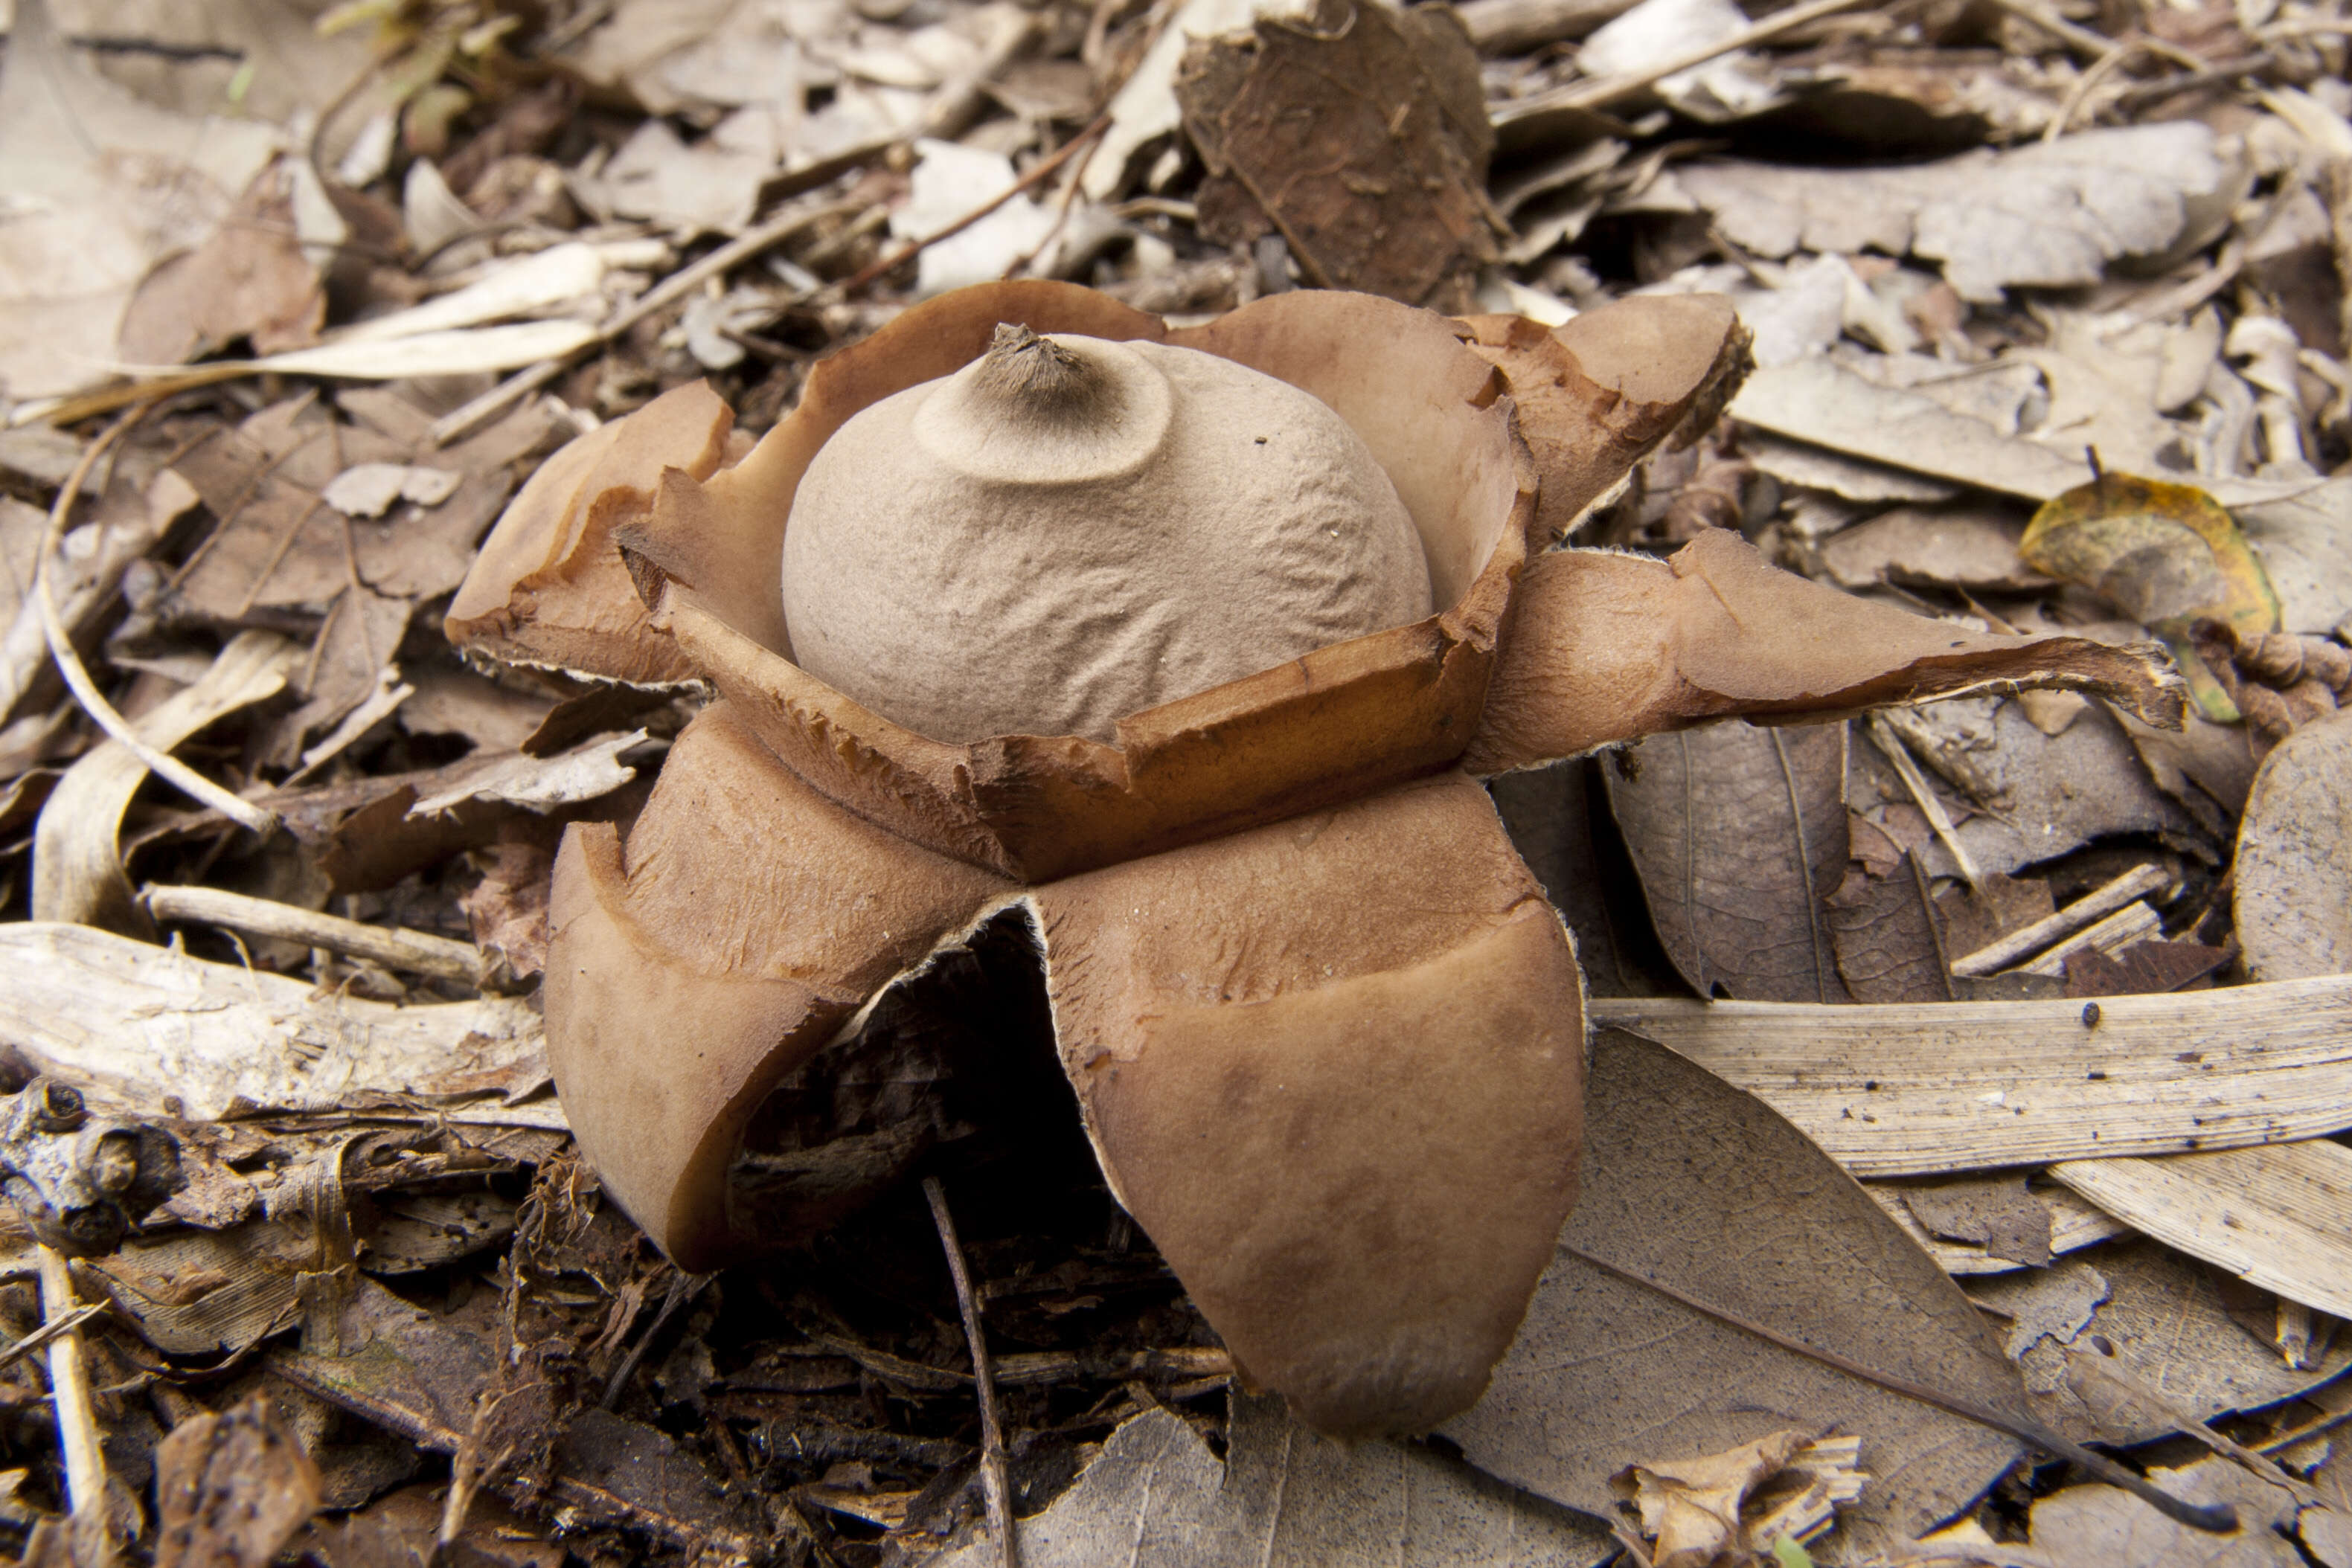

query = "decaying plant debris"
[0,0,2348,1561]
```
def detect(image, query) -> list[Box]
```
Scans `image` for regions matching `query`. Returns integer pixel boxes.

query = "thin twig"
[432,9,1045,447]
[1948,863,2170,977]
[0,1302,106,1378]
[36,412,279,837]
[1865,715,1984,898]
[36,1244,113,1562]
[840,114,1115,296]
[923,1176,1016,1568]
[141,883,493,986]
[1556,1241,2238,1535]
[599,1269,712,1410]
[429,196,865,445]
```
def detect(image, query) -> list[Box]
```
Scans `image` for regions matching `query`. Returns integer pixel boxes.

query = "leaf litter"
[0,0,2348,1560]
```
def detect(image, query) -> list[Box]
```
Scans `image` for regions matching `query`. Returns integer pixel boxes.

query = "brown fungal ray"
[545,701,1013,1266]
[445,380,735,686]
[1465,530,2187,776]
[616,281,1545,881]
[1459,298,1754,546]
[1025,771,1584,1438]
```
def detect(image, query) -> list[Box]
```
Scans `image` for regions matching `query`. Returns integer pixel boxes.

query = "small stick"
[923,1176,1016,1568]
[141,883,490,986]
[36,1244,113,1558]
[1949,864,2170,977]
[1557,1241,2239,1535]
[36,414,279,837]
[430,196,864,445]
[838,114,1114,297]
[599,1269,711,1410]
[0,1302,106,1378]
[1865,714,1984,898]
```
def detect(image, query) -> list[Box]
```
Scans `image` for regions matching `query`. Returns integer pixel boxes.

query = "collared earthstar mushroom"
[448,281,2180,1439]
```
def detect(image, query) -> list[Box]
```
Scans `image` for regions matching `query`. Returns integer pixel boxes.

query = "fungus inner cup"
[781,324,1436,745]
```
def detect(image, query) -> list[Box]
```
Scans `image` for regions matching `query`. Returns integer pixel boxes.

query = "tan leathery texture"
[445,379,733,684]
[622,283,1536,881]
[1027,771,1583,1437]
[781,332,1432,744]
[1465,530,2186,775]
[1458,297,1752,544]
[543,702,1012,1267]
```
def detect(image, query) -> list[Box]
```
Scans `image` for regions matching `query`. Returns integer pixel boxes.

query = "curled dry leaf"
[1615,1430,1863,1568]
[2021,469,2283,720]
[447,278,2176,1439]
[30,631,301,934]
[2233,709,2352,981]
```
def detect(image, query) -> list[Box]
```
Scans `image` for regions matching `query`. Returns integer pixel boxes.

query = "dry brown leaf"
[115,159,324,368]
[152,1392,322,1568]
[406,730,650,817]
[395,670,559,754]
[2234,710,2352,981]
[1827,854,1957,1004]
[1871,698,2202,879]
[1178,0,1501,312]
[1490,759,1652,997]
[89,1216,315,1355]
[2025,1454,2320,1567]
[269,1275,760,1558]
[1868,1182,2128,1279]
[0,0,281,402]
[1728,358,2314,513]
[1902,1175,2053,1267]
[459,835,555,982]
[1816,505,2050,594]
[933,1391,1610,1567]
[1577,0,1783,122]
[2050,1142,2352,1322]
[1604,719,1851,1003]
[1615,1430,1863,1568]
[2063,938,2231,997]
[1662,123,2231,301]
[167,393,548,762]
[1965,1240,2352,1445]
[1441,1029,2025,1557]
[42,0,378,126]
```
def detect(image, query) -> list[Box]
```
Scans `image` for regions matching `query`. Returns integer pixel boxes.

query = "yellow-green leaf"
[2021,470,2281,722]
